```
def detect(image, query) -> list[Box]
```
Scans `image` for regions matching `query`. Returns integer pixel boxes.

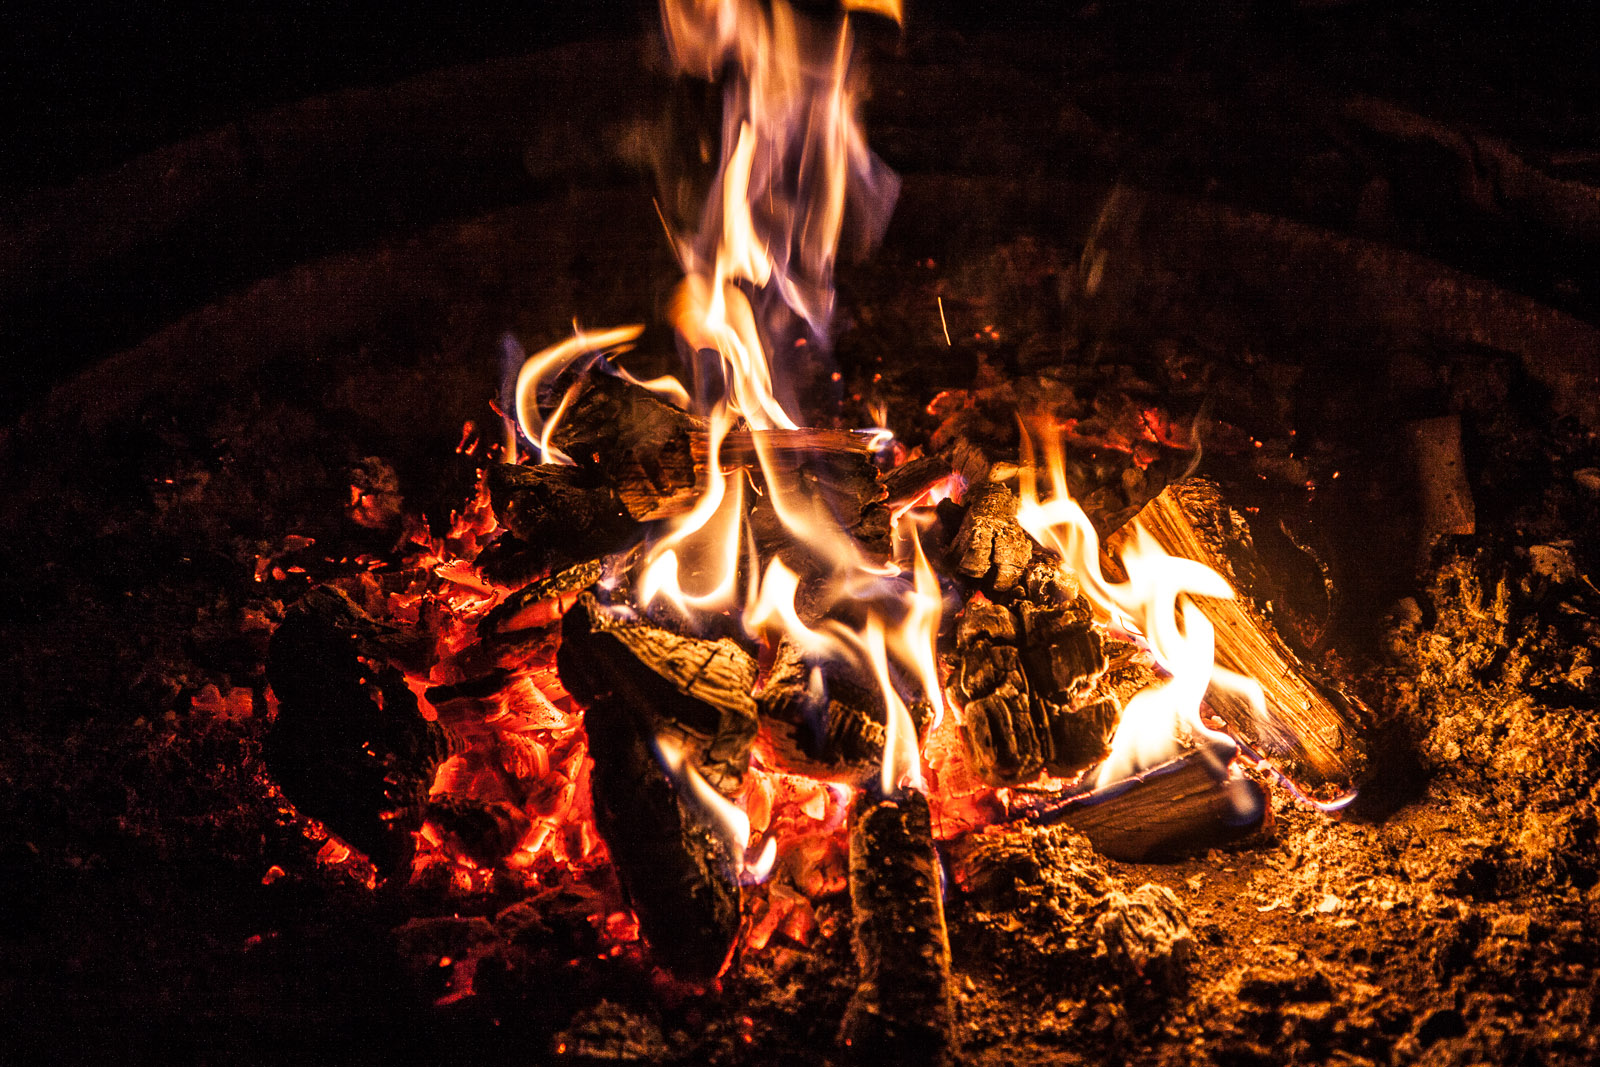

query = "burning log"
[1011,740,1269,862]
[953,577,1116,786]
[558,592,759,791]
[265,586,455,876]
[930,376,1198,536]
[947,479,1034,595]
[549,372,705,520]
[477,558,605,644]
[745,435,892,558]
[1127,479,1368,790]
[581,695,743,983]
[544,370,895,543]
[840,787,955,1064]
[756,639,934,783]
[484,463,637,563]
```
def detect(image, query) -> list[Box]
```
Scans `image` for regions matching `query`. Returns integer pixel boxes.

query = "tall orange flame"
[1014,422,1259,786]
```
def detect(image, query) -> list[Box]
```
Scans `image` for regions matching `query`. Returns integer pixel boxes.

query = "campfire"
[9,3,1600,1065]
[258,0,1370,1055]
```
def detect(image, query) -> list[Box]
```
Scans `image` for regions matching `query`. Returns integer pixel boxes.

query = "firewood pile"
[257,346,1369,1060]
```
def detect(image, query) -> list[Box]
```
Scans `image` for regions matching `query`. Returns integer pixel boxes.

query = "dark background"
[4,2,1592,194]
[2,1,1595,421]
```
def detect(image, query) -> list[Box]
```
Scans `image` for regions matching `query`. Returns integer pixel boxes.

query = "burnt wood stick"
[549,372,705,521]
[1012,741,1268,862]
[485,463,637,560]
[1123,479,1367,791]
[840,787,956,1065]
[559,592,759,792]
[583,696,742,983]
[265,586,455,876]
[947,479,1034,595]
[698,427,876,465]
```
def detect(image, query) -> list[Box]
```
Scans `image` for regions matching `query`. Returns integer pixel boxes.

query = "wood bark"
[840,787,955,1065]
[558,592,759,792]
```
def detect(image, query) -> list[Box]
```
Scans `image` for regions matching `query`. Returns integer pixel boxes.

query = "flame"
[641,0,930,801]
[512,324,646,463]
[657,733,778,882]
[1014,422,1241,786]
[638,407,747,615]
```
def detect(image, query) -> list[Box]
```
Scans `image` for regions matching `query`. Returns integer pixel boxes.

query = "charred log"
[558,592,758,791]
[485,463,636,562]
[478,558,606,644]
[549,372,705,521]
[953,587,1115,785]
[265,585,455,876]
[1012,741,1269,862]
[1126,479,1368,791]
[745,437,891,559]
[840,787,955,1065]
[947,479,1033,595]
[582,696,742,983]
[424,794,532,869]
[757,639,935,784]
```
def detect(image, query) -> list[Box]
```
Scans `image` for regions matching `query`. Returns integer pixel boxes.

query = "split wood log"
[548,373,705,521]
[265,585,455,876]
[558,592,758,792]
[840,787,955,1065]
[1010,741,1268,862]
[582,695,742,983]
[1124,479,1367,791]
[756,639,934,785]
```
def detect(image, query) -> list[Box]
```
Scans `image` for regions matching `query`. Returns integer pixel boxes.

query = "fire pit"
[5,4,1600,1066]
